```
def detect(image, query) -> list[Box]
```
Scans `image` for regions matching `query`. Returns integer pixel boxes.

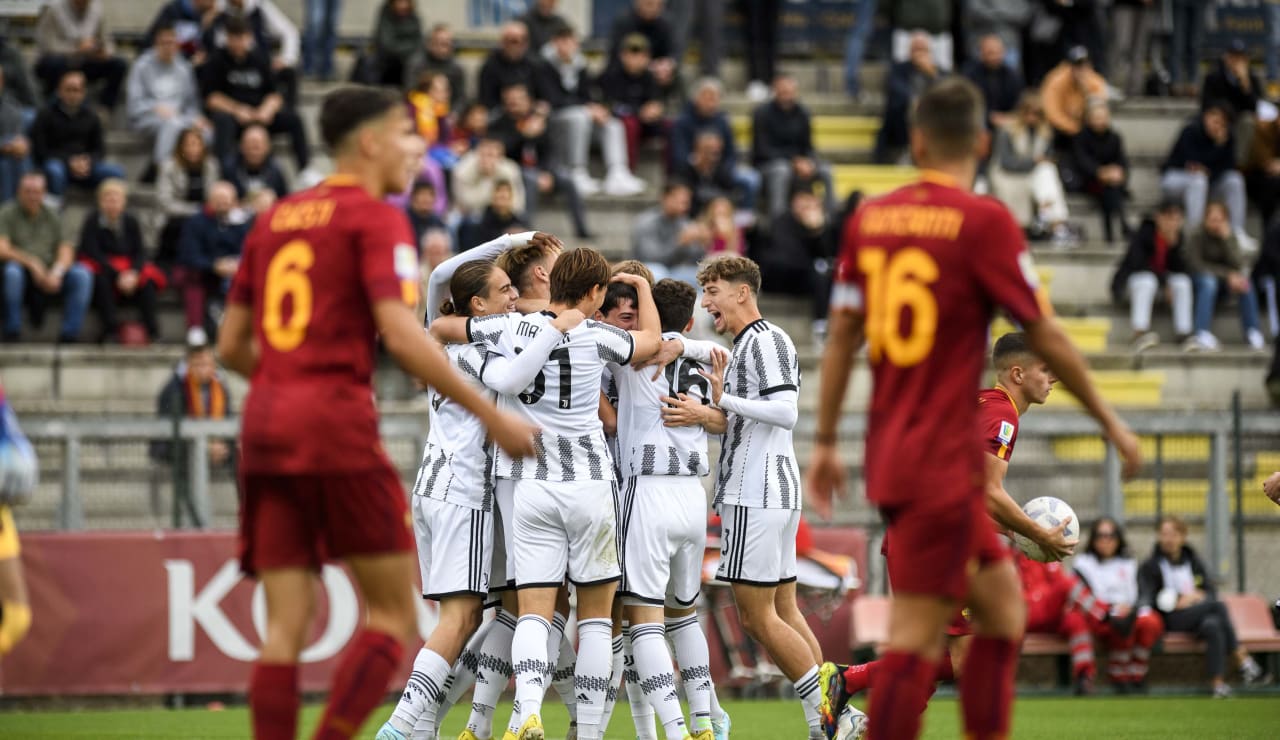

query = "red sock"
[842,659,881,695]
[867,651,937,740]
[934,648,957,683]
[960,637,1017,740]
[313,630,404,740]
[250,662,299,740]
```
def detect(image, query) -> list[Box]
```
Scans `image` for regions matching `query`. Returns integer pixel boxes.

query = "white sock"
[437,618,493,725]
[573,618,615,740]
[666,614,715,731]
[624,629,658,740]
[598,632,625,734]
[793,664,822,735]
[552,629,579,724]
[630,623,688,740]
[507,614,551,735]
[389,647,451,736]
[467,609,516,739]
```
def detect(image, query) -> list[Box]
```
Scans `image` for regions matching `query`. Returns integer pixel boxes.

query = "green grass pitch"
[2,696,1278,739]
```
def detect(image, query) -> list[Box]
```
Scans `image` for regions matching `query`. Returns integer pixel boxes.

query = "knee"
[1129,272,1158,291]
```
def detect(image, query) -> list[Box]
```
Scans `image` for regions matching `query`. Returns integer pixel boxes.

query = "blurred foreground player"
[217,86,538,740]
[806,77,1141,740]
[0,382,36,659]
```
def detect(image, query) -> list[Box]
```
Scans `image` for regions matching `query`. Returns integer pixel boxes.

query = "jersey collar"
[322,174,361,188]
[919,169,961,189]
[993,383,1020,417]
[734,318,767,344]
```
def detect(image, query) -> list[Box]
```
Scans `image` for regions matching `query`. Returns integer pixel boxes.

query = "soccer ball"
[836,705,869,740]
[1011,496,1079,562]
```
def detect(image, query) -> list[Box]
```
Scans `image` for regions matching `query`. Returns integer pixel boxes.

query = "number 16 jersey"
[831,171,1048,507]
[228,176,420,475]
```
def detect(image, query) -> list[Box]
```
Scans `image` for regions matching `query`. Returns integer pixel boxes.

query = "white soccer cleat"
[375,721,408,740]
[712,711,731,740]
[835,706,868,740]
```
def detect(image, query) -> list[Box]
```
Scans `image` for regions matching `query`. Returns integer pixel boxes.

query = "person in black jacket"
[458,179,527,249]
[1139,516,1264,697]
[404,23,466,105]
[177,181,248,338]
[1253,216,1280,340]
[364,0,422,87]
[1066,101,1131,242]
[30,70,125,198]
[592,34,667,173]
[477,21,553,111]
[757,186,834,334]
[607,0,677,93]
[674,131,742,214]
[77,180,161,343]
[752,73,834,219]
[226,123,289,199]
[1159,102,1246,233]
[1200,40,1263,122]
[519,0,570,51]
[876,33,940,164]
[1111,199,1194,351]
[962,34,1024,132]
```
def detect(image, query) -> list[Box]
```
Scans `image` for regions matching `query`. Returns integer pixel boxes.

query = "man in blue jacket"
[1160,101,1247,233]
[177,180,248,339]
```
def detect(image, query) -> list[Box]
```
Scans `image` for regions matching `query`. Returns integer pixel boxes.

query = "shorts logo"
[394,244,418,280]
[996,421,1015,445]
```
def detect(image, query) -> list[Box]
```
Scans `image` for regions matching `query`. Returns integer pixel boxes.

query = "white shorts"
[715,504,799,587]
[412,495,492,600]
[489,479,517,593]
[620,476,707,609]
[512,479,620,588]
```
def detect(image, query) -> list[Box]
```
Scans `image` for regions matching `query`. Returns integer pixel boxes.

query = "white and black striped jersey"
[713,319,802,510]
[410,342,494,511]
[469,311,635,482]
[602,366,623,483]
[611,331,712,479]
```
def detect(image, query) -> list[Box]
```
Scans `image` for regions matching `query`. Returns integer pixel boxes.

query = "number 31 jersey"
[831,171,1047,507]
[228,176,420,474]
[468,311,635,482]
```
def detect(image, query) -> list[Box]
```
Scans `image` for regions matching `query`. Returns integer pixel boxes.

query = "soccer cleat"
[516,713,544,740]
[457,731,483,740]
[375,722,408,740]
[711,711,731,740]
[817,661,845,740]
[501,732,518,740]
[692,730,715,740]
[835,706,868,740]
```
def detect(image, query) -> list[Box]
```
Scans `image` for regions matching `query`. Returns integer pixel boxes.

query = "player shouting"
[806,77,1141,740]
[217,86,538,740]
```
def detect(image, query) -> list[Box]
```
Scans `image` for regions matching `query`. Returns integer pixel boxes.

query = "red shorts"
[239,465,414,576]
[881,495,1009,602]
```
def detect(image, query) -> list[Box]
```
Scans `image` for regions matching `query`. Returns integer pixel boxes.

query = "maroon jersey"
[228,176,420,474]
[831,171,1047,506]
[977,386,1020,462]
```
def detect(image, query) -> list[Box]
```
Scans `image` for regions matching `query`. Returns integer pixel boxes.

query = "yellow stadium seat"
[992,317,1111,353]
[831,164,919,198]
[1121,479,1280,517]
[1053,435,1210,462]
[731,115,880,153]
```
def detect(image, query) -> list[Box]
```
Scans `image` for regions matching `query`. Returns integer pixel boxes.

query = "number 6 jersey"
[228,176,420,474]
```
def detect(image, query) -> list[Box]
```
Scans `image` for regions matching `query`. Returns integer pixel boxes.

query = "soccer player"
[806,77,1141,740]
[216,86,538,740]
[379,259,586,740]
[0,382,36,659]
[696,255,833,740]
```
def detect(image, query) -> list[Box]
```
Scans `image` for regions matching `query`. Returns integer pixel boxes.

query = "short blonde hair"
[611,259,655,287]
[97,178,129,199]
[696,255,761,295]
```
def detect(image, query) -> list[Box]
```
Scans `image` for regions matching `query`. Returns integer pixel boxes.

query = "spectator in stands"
[875,32,939,164]
[1111,198,1194,351]
[593,33,666,172]
[302,0,341,81]
[77,180,162,343]
[752,73,835,219]
[453,137,525,222]
[963,34,1024,131]
[204,0,301,107]
[145,0,219,61]
[406,71,451,149]
[608,0,678,92]
[1065,101,1131,243]
[677,131,743,214]
[490,83,592,238]
[1254,218,1280,338]
[1244,112,1280,232]
[887,0,952,72]
[758,186,834,337]
[226,124,288,199]
[671,77,760,208]
[365,0,422,87]
[128,23,211,171]
[405,24,466,106]
[0,37,39,111]
[0,69,32,204]
[34,0,126,111]
[989,92,1073,244]
[542,23,646,197]
[666,0,722,80]
[202,18,309,174]
[407,179,447,248]
[0,172,92,343]
[842,0,879,100]
[1167,0,1205,97]
[632,181,705,284]
[177,181,248,338]
[1185,199,1266,352]
[1074,517,1166,693]
[1110,0,1159,97]
[1140,516,1265,696]
[156,127,220,270]
[1268,1,1280,93]
[478,21,552,111]
[30,70,125,200]
[740,0,781,102]
[461,179,528,248]
[968,0,1032,71]
[520,0,570,51]
[1203,39,1264,158]
[450,102,492,159]
[1161,102,1246,234]
[150,335,235,471]
[1041,45,1107,151]
[699,195,744,256]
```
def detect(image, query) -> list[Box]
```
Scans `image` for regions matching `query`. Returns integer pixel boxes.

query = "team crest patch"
[393,244,418,280]
[997,421,1015,445]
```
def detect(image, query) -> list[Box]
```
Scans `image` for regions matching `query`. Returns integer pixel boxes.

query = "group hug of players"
[217,78,1144,740]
